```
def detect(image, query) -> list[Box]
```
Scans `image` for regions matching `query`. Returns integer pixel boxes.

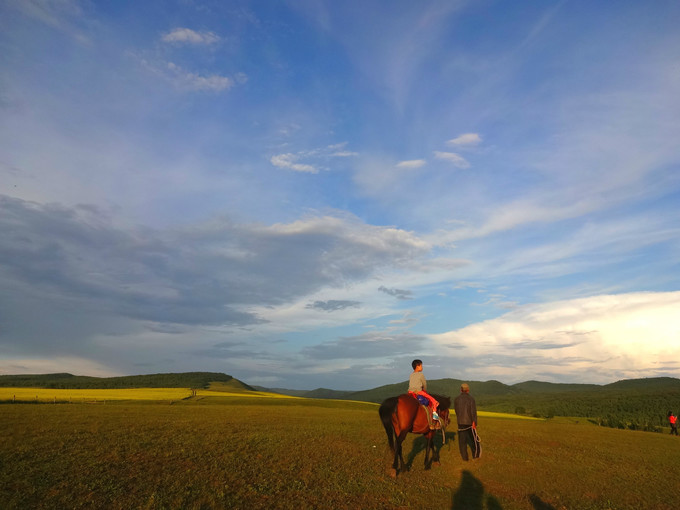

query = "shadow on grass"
[405,431,456,469]
[451,470,493,510]
[529,494,557,509]
[451,471,556,510]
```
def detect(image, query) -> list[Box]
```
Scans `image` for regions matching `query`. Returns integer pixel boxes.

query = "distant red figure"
[668,411,678,436]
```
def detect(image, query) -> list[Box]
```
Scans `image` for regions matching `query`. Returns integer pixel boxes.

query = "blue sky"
[1,0,679,390]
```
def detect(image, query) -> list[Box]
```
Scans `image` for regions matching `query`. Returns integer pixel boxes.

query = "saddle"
[409,392,441,430]
[424,406,442,430]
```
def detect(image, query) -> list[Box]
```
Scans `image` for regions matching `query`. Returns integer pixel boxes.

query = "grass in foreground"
[2,396,680,509]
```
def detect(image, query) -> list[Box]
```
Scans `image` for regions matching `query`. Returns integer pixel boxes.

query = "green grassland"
[3,394,680,509]
[5,372,680,430]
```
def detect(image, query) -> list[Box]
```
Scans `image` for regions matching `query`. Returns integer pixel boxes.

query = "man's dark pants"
[457,425,480,461]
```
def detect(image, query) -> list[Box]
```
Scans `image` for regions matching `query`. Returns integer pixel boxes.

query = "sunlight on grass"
[3,399,680,509]
[204,389,302,399]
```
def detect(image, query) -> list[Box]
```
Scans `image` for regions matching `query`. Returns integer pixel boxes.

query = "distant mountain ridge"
[259,378,603,402]
[0,372,254,391]
[264,376,680,403]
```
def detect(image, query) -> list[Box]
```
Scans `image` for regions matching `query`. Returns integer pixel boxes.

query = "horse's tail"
[379,396,399,452]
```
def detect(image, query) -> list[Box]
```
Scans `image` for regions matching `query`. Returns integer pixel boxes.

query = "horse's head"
[432,394,451,428]
[438,406,451,429]
[432,394,451,411]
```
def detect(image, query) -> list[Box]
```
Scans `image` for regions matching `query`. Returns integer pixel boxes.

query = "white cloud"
[139,58,245,92]
[7,0,89,43]
[162,28,220,45]
[431,291,680,383]
[270,144,357,173]
[270,153,318,173]
[166,62,234,92]
[434,151,470,168]
[183,73,233,92]
[446,133,482,147]
[396,159,427,169]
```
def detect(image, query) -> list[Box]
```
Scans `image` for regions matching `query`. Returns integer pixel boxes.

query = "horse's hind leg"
[390,430,409,477]
[389,440,400,478]
[424,435,432,470]
[397,430,410,472]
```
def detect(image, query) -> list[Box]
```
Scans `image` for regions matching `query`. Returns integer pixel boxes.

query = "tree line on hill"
[479,388,679,431]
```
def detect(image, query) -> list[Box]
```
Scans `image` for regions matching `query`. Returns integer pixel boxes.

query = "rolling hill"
[0,372,254,390]
[261,376,680,428]
[3,371,680,427]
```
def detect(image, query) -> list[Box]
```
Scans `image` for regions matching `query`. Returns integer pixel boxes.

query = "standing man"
[454,383,481,460]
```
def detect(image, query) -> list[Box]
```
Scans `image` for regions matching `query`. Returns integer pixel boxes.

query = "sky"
[1,0,679,391]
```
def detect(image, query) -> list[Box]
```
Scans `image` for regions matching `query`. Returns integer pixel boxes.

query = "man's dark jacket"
[454,392,478,426]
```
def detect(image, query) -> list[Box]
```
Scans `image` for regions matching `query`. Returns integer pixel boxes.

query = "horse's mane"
[430,394,451,410]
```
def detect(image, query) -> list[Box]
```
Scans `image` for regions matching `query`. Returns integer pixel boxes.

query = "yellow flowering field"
[1,387,193,402]
[477,410,543,420]
[1,386,303,403]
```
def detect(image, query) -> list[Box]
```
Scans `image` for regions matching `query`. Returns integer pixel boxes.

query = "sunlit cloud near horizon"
[1,1,679,390]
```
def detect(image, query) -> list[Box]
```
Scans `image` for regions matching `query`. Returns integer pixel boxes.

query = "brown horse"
[379,393,451,477]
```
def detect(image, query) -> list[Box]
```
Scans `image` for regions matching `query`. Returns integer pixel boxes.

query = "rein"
[457,425,482,453]
[457,424,480,438]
